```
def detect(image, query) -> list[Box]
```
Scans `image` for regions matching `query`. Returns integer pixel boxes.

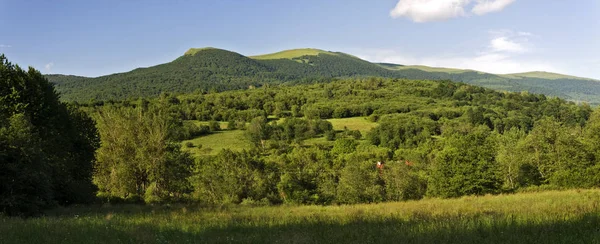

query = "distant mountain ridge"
[45,47,600,104]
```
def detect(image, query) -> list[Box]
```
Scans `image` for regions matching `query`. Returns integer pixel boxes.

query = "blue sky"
[1,0,599,79]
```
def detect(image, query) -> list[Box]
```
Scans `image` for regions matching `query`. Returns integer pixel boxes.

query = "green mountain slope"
[46,47,600,104]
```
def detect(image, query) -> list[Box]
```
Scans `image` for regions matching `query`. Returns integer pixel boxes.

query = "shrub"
[209,121,221,131]
[325,130,336,141]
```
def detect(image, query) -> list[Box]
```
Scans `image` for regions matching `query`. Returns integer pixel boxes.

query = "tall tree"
[496,128,527,190]
[0,55,99,215]
[93,105,193,202]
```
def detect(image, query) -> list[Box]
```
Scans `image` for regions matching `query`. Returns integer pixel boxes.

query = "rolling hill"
[45,48,600,104]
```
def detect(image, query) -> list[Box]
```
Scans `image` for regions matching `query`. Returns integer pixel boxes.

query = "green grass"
[181,130,251,156]
[193,120,230,129]
[250,48,336,60]
[2,189,600,243]
[327,117,378,134]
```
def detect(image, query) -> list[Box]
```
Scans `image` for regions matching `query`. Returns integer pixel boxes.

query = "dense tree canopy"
[0,55,99,216]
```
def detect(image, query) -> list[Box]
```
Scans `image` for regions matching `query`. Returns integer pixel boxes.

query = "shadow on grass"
[2,209,600,244]
[195,213,600,244]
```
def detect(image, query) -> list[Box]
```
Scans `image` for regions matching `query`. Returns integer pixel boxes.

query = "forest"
[3,54,600,216]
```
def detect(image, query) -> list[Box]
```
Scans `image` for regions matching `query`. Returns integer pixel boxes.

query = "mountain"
[46,47,600,104]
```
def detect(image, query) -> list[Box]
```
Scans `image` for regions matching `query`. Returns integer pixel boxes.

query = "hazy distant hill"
[46,48,600,104]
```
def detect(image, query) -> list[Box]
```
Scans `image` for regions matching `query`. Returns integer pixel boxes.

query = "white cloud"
[472,0,516,15]
[489,37,527,53]
[359,50,558,74]
[45,62,54,72]
[0,44,11,48]
[390,0,471,22]
[390,0,516,22]
[350,30,561,74]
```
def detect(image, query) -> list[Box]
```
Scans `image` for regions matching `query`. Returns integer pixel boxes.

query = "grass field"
[250,48,335,60]
[181,130,251,156]
[327,117,378,134]
[1,189,599,243]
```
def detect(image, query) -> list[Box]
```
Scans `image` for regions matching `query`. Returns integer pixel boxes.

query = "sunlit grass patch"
[181,130,251,156]
[327,117,378,134]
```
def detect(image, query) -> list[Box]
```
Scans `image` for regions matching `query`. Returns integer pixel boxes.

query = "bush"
[176,122,210,140]
[227,120,237,130]
[351,130,362,140]
[209,121,221,131]
[336,161,384,204]
[325,130,336,141]
[368,114,379,122]
[332,138,358,155]
[382,162,426,201]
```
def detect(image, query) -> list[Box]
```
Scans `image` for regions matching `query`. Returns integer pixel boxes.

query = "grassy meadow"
[181,130,251,156]
[327,117,378,134]
[2,189,599,244]
[249,48,335,60]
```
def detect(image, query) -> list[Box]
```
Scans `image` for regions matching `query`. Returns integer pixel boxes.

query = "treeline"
[80,77,588,131]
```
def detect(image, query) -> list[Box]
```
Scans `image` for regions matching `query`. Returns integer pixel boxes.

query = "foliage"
[93,105,193,203]
[0,55,99,216]
[427,126,502,198]
[191,149,279,204]
[336,161,384,204]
